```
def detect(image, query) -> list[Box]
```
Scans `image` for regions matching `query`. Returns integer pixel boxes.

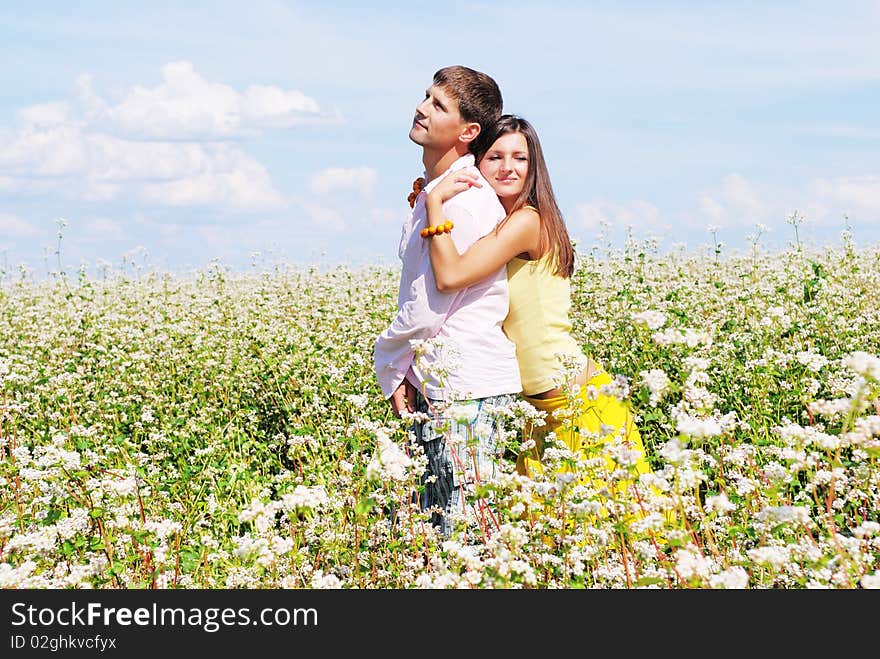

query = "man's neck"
[423,146,469,182]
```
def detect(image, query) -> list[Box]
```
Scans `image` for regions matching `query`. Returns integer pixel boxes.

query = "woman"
[423,115,654,518]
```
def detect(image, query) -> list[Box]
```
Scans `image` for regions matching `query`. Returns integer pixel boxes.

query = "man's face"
[409,84,468,150]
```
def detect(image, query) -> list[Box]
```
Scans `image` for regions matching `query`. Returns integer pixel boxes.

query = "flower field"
[2,234,879,589]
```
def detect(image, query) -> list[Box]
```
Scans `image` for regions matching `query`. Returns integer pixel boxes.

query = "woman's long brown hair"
[474,114,574,278]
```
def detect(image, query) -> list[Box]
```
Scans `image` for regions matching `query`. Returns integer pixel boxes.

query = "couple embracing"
[374,65,654,539]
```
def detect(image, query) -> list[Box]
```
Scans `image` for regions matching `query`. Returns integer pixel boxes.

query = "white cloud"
[699,195,725,224]
[0,213,38,236]
[0,62,300,211]
[83,217,125,241]
[721,174,767,218]
[694,173,880,233]
[812,176,880,217]
[86,134,211,181]
[787,123,880,141]
[17,101,72,127]
[309,167,378,196]
[133,214,183,240]
[83,61,325,139]
[571,170,880,247]
[298,200,345,231]
[574,199,666,232]
[141,147,282,210]
[82,181,121,202]
[194,224,238,248]
[0,125,282,209]
[191,219,291,255]
[241,84,322,128]
[0,124,88,176]
[292,171,390,234]
[369,207,399,226]
[695,174,775,231]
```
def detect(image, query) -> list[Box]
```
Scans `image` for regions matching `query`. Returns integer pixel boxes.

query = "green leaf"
[635,576,666,587]
[355,497,376,515]
[179,548,202,573]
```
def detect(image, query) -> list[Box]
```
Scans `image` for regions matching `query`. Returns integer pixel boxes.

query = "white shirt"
[374,154,521,401]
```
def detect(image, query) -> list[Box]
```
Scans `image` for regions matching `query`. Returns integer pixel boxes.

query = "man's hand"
[389,379,419,418]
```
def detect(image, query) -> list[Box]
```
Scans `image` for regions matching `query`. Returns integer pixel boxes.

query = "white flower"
[599,374,630,400]
[280,485,329,512]
[675,546,715,580]
[852,521,880,539]
[640,368,671,406]
[366,430,413,482]
[631,310,667,330]
[705,493,736,514]
[311,570,343,589]
[0,561,37,588]
[345,393,369,409]
[796,350,829,373]
[143,519,183,540]
[107,476,138,497]
[747,545,791,569]
[786,210,805,226]
[651,327,712,348]
[843,351,880,381]
[708,566,749,589]
[861,573,880,589]
[445,403,477,424]
[808,398,855,418]
[659,438,688,465]
[675,411,722,438]
[755,506,813,526]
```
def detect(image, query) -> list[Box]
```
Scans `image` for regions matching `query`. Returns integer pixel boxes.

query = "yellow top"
[504,251,584,396]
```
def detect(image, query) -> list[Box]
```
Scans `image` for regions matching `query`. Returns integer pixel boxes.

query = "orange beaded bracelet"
[420,221,454,238]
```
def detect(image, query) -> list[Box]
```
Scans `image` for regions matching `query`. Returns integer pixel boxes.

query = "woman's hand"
[426,167,482,206]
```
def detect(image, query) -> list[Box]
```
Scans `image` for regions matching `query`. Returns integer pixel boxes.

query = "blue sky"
[1,0,878,275]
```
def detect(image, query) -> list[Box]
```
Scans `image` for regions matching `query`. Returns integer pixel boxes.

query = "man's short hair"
[433,65,503,137]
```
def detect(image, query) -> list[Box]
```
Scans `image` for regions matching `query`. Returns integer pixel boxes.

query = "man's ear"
[459,122,481,146]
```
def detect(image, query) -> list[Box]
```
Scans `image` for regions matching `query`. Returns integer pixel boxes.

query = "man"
[374,66,521,538]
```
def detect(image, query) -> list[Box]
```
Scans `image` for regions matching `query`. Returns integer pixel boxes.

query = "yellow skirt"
[518,368,653,518]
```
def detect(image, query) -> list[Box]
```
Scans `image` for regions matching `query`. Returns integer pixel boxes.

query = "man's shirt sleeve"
[444,196,487,255]
[372,200,486,399]
[373,282,457,398]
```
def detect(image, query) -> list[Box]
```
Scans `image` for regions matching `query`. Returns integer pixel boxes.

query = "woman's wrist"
[425,194,445,226]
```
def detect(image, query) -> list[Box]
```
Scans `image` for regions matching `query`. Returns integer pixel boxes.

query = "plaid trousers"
[408,390,516,538]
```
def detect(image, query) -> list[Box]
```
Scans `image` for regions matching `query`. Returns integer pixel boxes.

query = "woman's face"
[478,131,529,204]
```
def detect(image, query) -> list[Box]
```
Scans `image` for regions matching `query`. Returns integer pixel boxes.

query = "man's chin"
[409,128,426,145]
